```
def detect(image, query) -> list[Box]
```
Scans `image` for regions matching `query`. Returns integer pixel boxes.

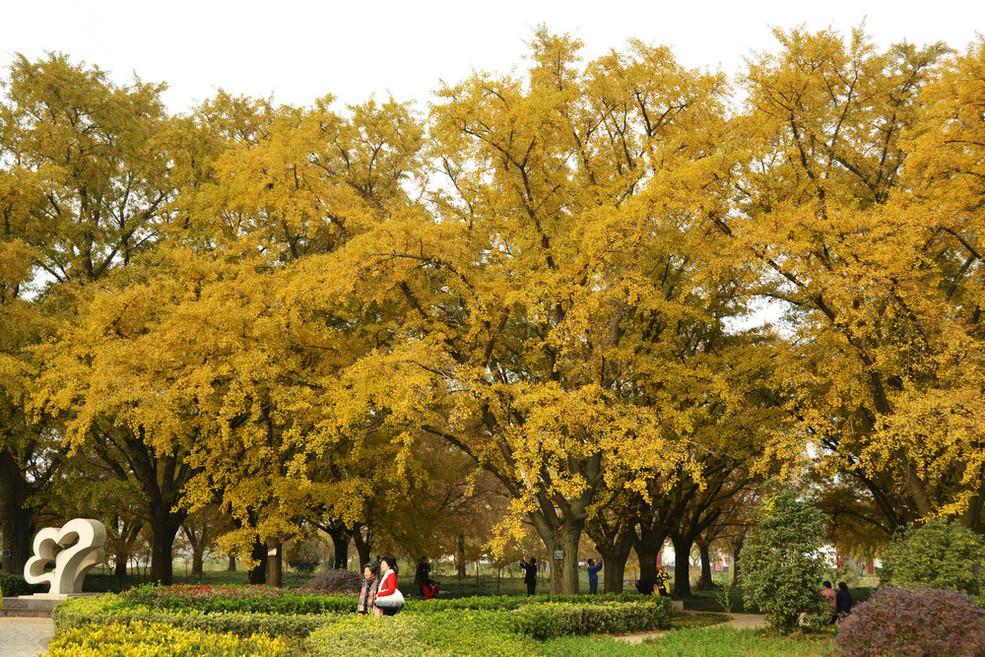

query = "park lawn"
[540,627,835,657]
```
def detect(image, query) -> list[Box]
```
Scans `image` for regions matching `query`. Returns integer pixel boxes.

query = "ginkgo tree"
[300,30,756,594]
[718,28,985,530]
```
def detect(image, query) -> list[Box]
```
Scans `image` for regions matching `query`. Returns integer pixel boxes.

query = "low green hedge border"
[404,592,653,613]
[120,584,357,614]
[54,591,673,651]
[0,572,45,597]
[47,620,292,656]
[304,601,673,657]
[53,594,332,638]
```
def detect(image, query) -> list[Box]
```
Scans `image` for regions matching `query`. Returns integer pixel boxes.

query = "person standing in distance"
[586,558,603,594]
[520,557,538,596]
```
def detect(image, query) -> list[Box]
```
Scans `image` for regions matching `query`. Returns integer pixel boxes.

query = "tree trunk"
[327,526,350,570]
[456,534,466,578]
[353,529,372,568]
[183,524,205,578]
[148,514,181,585]
[192,548,204,579]
[0,451,33,575]
[267,540,282,587]
[595,533,633,593]
[671,533,694,598]
[731,540,742,586]
[248,537,268,585]
[634,526,668,584]
[544,525,582,595]
[228,554,237,572]
[697,539,714,590]
[114,558,127,578]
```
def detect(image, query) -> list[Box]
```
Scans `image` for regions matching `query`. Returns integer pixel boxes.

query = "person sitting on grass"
[655,564,672,597]
[821,580,837,624]
[835,581,853,621]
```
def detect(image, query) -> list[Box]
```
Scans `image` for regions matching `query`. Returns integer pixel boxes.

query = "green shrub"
[740,487,829,630]
[305,615,442,657]
[405,592,649,613]
[119,583,357,614]
[881,519,985,603]
[835,587,985,657]
[53,594,333,638]
[47,620,292,656]
[305,600,672,655]
[510,600,672,640]
[0,572,44,597]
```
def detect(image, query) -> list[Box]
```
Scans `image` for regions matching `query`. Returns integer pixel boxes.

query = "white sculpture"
[24,518,106,595]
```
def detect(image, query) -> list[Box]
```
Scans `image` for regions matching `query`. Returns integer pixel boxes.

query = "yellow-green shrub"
[53,594,331,637]
[47,621,292,656]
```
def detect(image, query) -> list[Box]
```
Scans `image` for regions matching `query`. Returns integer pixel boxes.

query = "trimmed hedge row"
[0,572,45,597]
[120,584,357,614]
[47,620,292,656]
[404,592,651,613]
[306,614,536,657]
[54,591,673,653]
[304,600,674,656]
[53,594,332,638]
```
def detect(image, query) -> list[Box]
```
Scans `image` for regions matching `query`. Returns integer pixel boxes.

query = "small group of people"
[519,556,608,595]
[821,580,853,623]
[357,556,402,617]
[415,556,439,600]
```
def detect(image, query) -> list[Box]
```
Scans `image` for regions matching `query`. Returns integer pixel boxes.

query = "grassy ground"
[539,625,836,656]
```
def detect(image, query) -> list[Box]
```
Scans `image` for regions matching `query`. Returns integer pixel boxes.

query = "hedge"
[404,591,653,613]
[47,620,292,656]
[0,572,45,597]
[54,590,673,652]
[120,584,357,614]
[305,599,674,655]
[53,594,334,638]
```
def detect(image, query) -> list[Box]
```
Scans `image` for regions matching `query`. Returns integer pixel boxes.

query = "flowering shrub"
[836,587,985,657]
[119,584,356,614]
[47,620,292,656]
[306,569,362,594]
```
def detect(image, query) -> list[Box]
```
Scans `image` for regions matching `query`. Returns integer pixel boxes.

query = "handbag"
[375,588,404,610]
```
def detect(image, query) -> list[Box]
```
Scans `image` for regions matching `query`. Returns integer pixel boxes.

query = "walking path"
[0,617,54,656]
[616,612,766,644]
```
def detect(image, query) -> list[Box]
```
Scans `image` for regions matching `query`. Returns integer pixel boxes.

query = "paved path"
[0,617,54,656]
[616,612,767,644]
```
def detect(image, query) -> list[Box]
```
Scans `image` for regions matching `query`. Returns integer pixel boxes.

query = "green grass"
[669,612,728,629]
[643,627,836,656]
[540,636,664,656]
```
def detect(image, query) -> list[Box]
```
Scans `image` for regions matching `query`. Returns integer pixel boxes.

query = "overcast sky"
[2,0,982,113]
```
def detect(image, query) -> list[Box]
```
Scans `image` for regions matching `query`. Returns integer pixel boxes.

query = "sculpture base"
[0,593,94,617]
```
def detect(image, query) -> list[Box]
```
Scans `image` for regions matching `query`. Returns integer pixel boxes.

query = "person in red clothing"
[375,556,401,616]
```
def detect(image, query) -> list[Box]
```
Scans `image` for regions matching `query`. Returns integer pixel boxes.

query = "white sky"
[2,0,982,113]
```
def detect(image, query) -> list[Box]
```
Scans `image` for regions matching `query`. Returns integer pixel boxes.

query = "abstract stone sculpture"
[24,518,106,595]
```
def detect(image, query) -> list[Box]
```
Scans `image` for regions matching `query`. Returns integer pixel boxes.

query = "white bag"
[375,588,405,610]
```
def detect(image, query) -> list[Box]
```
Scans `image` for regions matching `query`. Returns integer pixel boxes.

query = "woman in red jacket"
[375,556,401,616]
